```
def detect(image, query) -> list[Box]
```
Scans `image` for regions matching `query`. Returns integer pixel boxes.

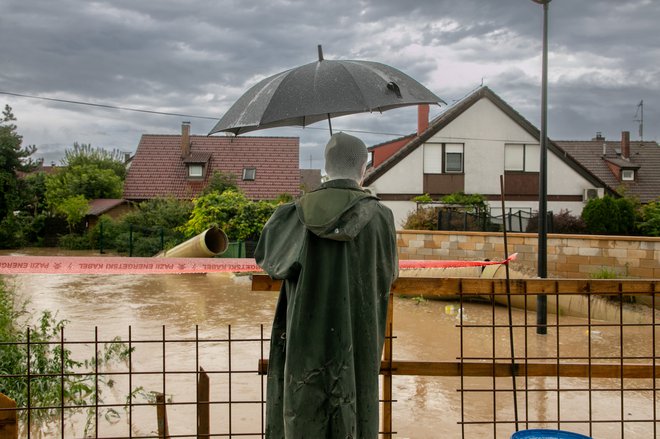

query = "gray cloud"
[1,0,658,169]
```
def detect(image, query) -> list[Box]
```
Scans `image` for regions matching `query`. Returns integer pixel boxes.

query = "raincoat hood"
[295,178,378,241]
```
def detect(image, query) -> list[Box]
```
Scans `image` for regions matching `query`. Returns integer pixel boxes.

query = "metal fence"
[1,277,658,438]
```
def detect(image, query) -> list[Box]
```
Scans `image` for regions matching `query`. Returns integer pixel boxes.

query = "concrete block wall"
[397,230,660,278]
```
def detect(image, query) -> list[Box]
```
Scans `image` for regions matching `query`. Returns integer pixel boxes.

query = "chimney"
[181,121,191,157]
[592,132,605,141]
[417,104,429,135]
[621,131,630,160]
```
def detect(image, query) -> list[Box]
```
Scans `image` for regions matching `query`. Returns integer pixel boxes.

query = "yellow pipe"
[155,227,228,258]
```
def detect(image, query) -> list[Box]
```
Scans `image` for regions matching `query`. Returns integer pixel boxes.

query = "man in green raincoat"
[255,132,398,438]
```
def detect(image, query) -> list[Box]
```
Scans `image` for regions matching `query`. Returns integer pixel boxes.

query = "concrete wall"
[397,230,660,279]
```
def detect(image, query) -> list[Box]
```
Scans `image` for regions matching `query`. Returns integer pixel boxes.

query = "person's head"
[324,132,368,183]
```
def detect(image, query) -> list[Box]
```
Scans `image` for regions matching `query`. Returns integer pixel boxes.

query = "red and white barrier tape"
[0,253,516,275]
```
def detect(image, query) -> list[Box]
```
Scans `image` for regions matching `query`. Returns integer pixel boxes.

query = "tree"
[200,171,238,196]
[44,144,125,211]
[0,105,36,220]
[62,143,127,180]
[55,195,89,233]
[181,189,276,241]
[637,200,660,236]
[581,195,638,235]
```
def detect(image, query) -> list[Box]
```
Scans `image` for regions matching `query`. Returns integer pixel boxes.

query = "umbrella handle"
[327,114,333,135]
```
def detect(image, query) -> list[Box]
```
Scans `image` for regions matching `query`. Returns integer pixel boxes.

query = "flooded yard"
[2,248,658,438]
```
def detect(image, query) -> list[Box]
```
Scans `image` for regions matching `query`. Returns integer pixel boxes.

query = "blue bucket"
[511,429,591,439]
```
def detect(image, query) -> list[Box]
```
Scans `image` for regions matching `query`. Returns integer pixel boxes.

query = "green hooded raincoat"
[255,179,398,439]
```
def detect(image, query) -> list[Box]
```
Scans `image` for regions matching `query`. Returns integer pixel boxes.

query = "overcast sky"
[1,0,658,169]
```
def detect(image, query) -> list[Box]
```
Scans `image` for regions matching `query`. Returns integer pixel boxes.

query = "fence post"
[381,292,394,437]
[0,393,17,439]
[197,368,210,438]
[99,220,104,254]
[129,223,134,257]
[156,392,170,439]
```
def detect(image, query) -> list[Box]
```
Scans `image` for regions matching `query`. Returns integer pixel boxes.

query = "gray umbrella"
[209,46,444,136]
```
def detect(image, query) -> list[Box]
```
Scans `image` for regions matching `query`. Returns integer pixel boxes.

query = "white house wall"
[371,96,600,226]
[369,147,423,194]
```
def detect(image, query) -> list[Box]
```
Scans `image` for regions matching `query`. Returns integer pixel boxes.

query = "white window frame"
[188,164,203,178]
[621,169,635,181]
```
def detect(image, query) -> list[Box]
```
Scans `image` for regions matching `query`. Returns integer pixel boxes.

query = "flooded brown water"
[2,248,658,438]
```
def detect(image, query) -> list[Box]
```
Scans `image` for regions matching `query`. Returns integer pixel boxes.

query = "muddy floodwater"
[2,248,658,438]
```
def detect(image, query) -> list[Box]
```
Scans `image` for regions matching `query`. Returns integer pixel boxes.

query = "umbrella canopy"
[209,46,444,136]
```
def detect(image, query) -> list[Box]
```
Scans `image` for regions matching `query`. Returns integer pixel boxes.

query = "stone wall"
[397,230,660,278]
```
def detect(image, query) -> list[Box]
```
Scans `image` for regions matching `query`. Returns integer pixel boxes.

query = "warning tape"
[0,254,516,275]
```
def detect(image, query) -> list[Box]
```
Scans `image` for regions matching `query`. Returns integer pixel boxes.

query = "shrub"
[526,209,587,234]
[440,192,487,211]
[58,233,93,250]
[637,200,660,236]
[411,193,433,203]
[402,206,437,230]
[181,190,276,241]
[582,195,638,235]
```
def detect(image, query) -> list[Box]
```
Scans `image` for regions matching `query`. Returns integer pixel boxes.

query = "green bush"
[411,193,433,203]
[637,200,660,236]
[58,233,93,250]
[581,195,638,235]
[181,189,276,241]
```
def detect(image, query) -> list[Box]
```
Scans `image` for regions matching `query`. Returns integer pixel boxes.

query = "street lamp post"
[532,0,551,335]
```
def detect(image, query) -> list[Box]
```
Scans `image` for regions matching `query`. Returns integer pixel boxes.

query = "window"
[424,143,464,174]
[242,167,256,181]
[621,169,635,181]
[423,143,443,174]
[188,164,203,177]
[444,144,464,173]
[505,144,539,172]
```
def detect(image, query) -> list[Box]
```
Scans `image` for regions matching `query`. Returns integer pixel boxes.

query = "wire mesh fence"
[1,277,658,438]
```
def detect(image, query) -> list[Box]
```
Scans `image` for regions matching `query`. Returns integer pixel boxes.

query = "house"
[123,122,300,201]
[555,132,660,204]
[85,198,132,228]
[364,86,611,226]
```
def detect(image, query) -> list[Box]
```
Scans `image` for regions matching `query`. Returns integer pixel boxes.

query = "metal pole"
[534,0,551,334]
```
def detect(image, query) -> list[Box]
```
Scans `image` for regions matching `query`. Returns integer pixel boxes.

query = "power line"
[0,89,410,137]
[0,90,219,121]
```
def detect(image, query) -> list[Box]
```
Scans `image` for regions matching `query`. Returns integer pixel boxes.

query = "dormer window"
[183,151,212,180]
[621,169,635,181]
[188,164,203,178]
[243,167,256,181]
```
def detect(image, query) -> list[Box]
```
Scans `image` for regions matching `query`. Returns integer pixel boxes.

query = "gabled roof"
[87,199,127,216]
[554,140,660,203]
[123,135,300,201]
[364,86,608,192]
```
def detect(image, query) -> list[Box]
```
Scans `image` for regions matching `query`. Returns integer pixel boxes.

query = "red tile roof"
[555,140,660,203]
[123,135,300,201]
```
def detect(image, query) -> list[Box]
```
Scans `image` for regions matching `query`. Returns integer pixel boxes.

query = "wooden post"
[382,292,394,437]
[0,393,17,439]
[155,392,169,439]
[197,367,210,438]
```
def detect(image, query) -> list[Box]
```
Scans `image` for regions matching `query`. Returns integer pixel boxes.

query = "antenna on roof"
[634,100,643,141]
